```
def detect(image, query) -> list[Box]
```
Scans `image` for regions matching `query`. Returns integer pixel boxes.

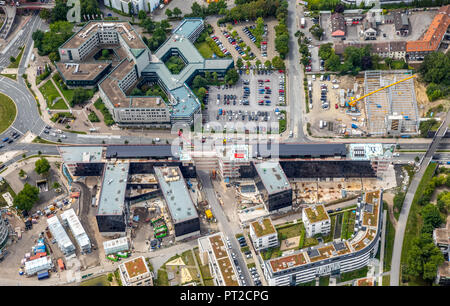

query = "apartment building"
[249,217,278,251]
[406,5,450,60]
[198,232,239,286]
[302,204,331,238]
[264,191,382,286]
[118,256,153,286]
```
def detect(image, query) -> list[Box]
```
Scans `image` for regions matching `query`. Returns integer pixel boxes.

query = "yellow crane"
[348,74,417,107]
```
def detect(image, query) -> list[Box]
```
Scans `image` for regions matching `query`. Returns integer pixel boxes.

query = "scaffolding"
[364,70,419,136]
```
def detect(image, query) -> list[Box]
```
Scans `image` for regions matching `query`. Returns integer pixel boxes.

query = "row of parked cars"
[210,34,231,56]
[222,29,254,58]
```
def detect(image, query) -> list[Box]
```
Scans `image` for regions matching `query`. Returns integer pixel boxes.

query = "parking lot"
[205,70,286,133]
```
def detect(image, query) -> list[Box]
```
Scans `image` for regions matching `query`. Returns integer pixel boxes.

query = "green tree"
[236,58,243,69]
[192,75,208,89]
[35,157,50,175]
[71,88,92,106]
[165,8,173,18]
[271,56,285,70]
[19,169,26,178]
[325,53,341,71]
[173,7,182,17]
[421,203,443,234]
[138,10,147,20]
[318,43,333,60]
[437,191,450,212]
[309,24,324,40]
[13,183,39,211]
[52,182,61,189]
[264,60,271,68]
[406,233,444,281]
[225,69,239,85]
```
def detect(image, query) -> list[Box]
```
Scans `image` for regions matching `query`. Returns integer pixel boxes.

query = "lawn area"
[0,93,16,134]
[181,249,196,267]
[155,269,169,286]
[382,274,390,286]
[340,210,356,240]
[339,266,368,283]
[7,46,24,69]
[1,74,16,80]
[39,80,68,110]
[276,223,303,239]
[400,162,438,284]
[0,179,17,207]
[52,74,74,103]
[194,247,214,286]
[80,275,110,286]
[195,41,214,58]
[383,208,396,272]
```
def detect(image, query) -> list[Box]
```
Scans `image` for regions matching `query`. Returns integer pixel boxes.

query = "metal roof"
[154,166,198,224]
[255,162,290,195]
[97,163,129,216]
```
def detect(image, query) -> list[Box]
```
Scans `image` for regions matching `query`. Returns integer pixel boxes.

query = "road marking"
[1,30,23,55]
[10,126,24,135]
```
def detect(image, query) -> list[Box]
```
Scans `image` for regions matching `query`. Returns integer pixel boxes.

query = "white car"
[289,130,293,137]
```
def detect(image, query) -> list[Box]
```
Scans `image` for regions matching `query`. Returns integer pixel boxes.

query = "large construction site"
[307,70,420,137]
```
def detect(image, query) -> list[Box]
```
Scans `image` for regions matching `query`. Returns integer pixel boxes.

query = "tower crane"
[348,74,417,107]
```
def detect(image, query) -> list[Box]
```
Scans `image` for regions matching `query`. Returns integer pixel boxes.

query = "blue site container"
[37,271,49,280]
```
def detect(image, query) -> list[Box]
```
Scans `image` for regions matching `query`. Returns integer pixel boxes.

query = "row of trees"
[140,18,171,51]
[40,0,100,23]
[319,43,373,75]
[187,0,228,18]
[404,168,447,283]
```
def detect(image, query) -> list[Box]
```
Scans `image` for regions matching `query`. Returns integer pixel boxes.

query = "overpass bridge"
[0,5,16,39]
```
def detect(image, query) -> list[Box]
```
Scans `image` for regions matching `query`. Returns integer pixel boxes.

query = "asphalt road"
[390,110,450,286]
[197,170,252,286]
[286,2,307,142]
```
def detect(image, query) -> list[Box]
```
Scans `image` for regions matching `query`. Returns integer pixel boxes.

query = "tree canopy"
[14,183,39,212]
[35,157,50,175]
[406,233,444,281]
[419,52,450,102]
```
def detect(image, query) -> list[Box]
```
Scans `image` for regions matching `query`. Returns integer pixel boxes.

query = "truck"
[37,271,49,280]
[300,18,306,28]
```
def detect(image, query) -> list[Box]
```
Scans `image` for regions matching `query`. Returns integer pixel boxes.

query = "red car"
[335,104,338,109]
[265,87,270,90]
[265,79,270,82]
[279,89,284,93]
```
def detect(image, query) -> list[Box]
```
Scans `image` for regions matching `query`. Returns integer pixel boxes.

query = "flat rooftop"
[255,161,291,195]
[105,145,179,159]
[56,62,110,81]
[252,143,347,158]
[173,18,204,38]
[349,143,385,160]
[154,166,198,223]
[62,21,146,50]
[208,233,239,286]
[123,256,149,279]
[97,162,129,216]
[59,146,104,163]
[269,253,307,273]
[303,204,330,224]
[251,218,276,238]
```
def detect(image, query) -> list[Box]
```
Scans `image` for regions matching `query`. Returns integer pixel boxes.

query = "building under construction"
[364,70,419,136]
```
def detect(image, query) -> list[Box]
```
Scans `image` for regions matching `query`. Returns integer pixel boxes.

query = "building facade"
[302,205,331,238]
[249,218,278,251]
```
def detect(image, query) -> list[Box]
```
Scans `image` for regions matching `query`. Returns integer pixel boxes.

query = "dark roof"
[252,143,347,158]
[106,145,179,159]
[333,241,346,251]
[307,248,320,258]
